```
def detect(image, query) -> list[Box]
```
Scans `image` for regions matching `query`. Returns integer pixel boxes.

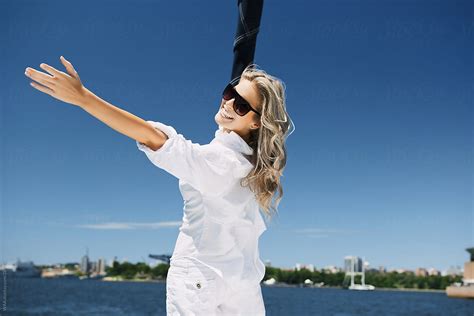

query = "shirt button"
[196,282,201,289]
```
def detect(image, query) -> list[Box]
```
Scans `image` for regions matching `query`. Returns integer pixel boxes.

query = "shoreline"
[318,285,444,293]
[46,277,446,293]
[263,284,445,293]
[372,287,445,293]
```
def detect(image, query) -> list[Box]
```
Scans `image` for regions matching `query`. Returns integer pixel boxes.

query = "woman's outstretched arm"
[80,88,167,151]
[24,56,167,150]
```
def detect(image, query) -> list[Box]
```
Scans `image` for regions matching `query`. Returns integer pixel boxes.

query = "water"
[3,278,474,315]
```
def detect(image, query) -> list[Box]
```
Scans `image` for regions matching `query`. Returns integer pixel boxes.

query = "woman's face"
[214,78,261,140]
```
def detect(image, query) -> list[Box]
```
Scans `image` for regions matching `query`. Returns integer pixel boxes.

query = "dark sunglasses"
[222,83,261,117]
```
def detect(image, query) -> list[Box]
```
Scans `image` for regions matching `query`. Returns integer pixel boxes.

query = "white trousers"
[166,258,266,315]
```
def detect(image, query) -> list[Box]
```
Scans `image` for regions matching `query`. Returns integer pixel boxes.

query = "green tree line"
[105,262,462,290]
[264,267,463,290]
[106,261,169,280]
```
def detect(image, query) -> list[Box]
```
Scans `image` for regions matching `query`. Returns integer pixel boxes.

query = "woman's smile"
[220,109,234,120]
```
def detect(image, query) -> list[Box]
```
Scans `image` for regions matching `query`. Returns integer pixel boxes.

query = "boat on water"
[79,274,105,280]
[0,259,41,278]
[344,256,375,291]
[349,283,376,290]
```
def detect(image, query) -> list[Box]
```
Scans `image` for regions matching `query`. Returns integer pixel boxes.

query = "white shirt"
[136,120,267,289]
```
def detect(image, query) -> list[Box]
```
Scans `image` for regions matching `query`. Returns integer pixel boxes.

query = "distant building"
[427,268,440,276]
[415,268,428,277]
[344,256,363,273]
[323,265,340,273]
[295,263,314,272]
[97,258,106,275]
[90,261,97,274]
[363,260,370,270]
[444,265,463,277]
[80,255,90,274]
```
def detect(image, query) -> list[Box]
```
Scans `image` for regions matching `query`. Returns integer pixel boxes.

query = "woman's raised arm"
[80,87,168,150]
[24,56,167,150]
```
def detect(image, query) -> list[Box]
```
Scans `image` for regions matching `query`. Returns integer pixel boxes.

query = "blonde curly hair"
[239,64,296,222]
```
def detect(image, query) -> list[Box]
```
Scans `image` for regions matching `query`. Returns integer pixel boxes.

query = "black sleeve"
[230,0,265,87]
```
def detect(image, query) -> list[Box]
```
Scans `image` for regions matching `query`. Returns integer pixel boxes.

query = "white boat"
[345,256,375,291]
[0,259,41,278]
[349,284,376,290]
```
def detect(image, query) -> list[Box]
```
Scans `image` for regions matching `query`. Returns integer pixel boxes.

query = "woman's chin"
[215,116,228,127]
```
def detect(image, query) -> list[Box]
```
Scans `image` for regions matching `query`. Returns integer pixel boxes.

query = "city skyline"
[7,250,466,276]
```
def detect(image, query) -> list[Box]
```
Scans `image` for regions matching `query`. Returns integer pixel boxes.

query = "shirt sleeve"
[136,120,246,196]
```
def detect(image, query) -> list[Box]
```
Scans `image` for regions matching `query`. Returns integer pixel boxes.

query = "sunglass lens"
[222,84,252,116]
[234,102,250,116]
[222,85,234,101]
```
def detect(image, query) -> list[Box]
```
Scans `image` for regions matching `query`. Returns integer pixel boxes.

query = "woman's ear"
[250,123,260,130]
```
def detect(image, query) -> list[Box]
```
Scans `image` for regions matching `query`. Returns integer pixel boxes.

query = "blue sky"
[2,0,472,272]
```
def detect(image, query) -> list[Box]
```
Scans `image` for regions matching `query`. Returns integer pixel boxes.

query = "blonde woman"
[24,57,293,314]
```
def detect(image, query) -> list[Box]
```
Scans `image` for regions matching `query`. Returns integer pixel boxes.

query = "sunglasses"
[222,83,261,117]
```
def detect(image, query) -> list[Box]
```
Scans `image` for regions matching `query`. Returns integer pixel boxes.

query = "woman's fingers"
[25,57,87,107]
[39,63,67,78]
[60,56,80,80]
[25,67,56,88]
[29,81,55,96]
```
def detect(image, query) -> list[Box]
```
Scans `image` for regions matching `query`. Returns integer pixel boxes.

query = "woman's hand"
[24,56,88,107]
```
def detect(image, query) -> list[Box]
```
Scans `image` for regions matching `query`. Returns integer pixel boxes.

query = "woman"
[24,57,293,315]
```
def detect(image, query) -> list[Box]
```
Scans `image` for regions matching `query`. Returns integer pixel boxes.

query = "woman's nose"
[223,99,234,110]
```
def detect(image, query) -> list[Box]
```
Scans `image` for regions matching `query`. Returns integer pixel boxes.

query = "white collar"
[211,126,254,156]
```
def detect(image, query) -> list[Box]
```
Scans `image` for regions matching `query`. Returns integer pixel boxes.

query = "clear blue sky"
[2,0,472,272]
